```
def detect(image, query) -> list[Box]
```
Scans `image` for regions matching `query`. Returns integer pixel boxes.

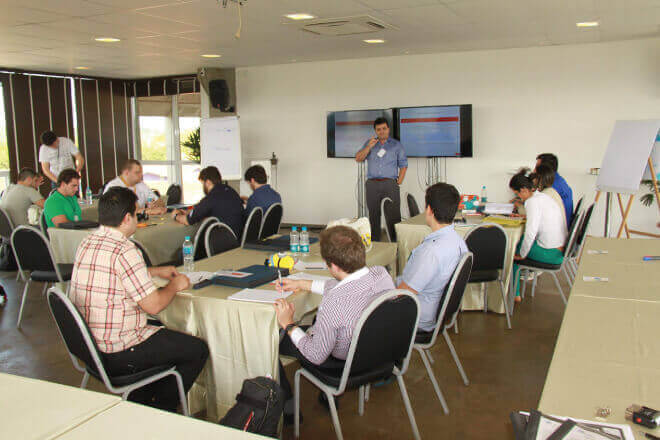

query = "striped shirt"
[70,226,159,353]
[290,266,394,365]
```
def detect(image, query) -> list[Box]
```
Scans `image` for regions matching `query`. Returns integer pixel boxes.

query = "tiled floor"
[0,269,567,439]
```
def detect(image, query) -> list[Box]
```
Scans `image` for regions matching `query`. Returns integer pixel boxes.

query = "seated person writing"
[536,153,573,226]
[70,187,209,412]
[274,225,394,422]
[104,159,166,215]
[172,166,244,238]
[510,171,567,302]
[242,165,281,217]
[43,168,82,227]
[0,168,46,226]
[533,164,566,226]
[397,183,467,332]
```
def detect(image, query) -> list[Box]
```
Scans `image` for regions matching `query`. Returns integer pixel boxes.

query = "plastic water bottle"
[480,185,488,204]
[290,227,300,254]
[86,187,93,205]
[183,236,194,272]
[299,227,310,254]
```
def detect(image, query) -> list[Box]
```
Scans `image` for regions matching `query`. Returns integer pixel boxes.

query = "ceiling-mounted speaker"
[197,67,236,114]
[209,79,234,112]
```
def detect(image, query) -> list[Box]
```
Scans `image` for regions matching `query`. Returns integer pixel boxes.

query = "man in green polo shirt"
[44,168,82,227]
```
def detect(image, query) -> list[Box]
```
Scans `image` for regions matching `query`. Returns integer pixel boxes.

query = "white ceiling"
[0,0,658,78]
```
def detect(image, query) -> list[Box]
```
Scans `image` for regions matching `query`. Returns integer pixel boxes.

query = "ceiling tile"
[0,6,72,26]
[45,18,158,39]
[358,0,441,10]
[2,0,113,17]
[90,11,200,34]
[87,0,188,10]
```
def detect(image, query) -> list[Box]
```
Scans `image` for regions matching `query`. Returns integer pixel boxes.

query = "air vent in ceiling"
[296,15,396,36]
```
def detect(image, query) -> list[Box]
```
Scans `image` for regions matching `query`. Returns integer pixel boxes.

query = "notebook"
[243,235,319,252]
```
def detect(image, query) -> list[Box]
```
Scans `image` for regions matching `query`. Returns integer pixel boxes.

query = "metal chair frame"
[204,221,238,257]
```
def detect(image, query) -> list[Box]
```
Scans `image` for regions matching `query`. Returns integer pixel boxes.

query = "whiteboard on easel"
[200,116,242,180]
[596,120,660,194]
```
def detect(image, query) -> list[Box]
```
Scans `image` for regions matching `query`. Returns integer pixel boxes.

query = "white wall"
[236,37,660,236]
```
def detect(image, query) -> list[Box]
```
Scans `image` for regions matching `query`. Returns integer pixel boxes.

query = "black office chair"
[205,222,239,257]
[568,195,584,233]
[241,207,263,248]
[40,211,49,235]
[192,217,219,260]
[413,253,473,414]
[46,286,190,416]
[380,197,399,243]
[259,203,283,240]
[166,184,182,205]
[0,206,14,241]
[130,238,153,267]
[11,225,73,328]
[564,203,594,281]
[407,193,420,217]
[464,223,511,328]
[293,290,422,440]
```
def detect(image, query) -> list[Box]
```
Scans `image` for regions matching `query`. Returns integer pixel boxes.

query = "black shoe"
[318,391,340,411]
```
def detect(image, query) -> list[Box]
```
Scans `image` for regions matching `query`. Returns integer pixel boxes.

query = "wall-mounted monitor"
[396,104,472,157]
[327,109,393,158]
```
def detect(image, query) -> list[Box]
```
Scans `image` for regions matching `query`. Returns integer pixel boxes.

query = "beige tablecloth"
[56,401,269,440]
[395,214,523,314]
[0,372,120,440]
[157,241,398,421]
[49,215,199,266]
[539,237,660,439]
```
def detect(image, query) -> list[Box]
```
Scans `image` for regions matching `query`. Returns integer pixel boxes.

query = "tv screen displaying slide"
[327,109,393,158]
[397,105,472,157]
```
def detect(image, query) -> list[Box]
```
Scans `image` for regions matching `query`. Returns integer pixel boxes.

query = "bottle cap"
[185,236,190,240]
[482,185,486,189]
[302,226,307,231]
[292,226,297,231]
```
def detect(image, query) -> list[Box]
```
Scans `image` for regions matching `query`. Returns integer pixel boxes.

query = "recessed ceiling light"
[201,54,221,58]
[576,21,599,27]
[94,37,120,42]
[363,39,386,44]
[285,13,316,20]
[74,66,90,70]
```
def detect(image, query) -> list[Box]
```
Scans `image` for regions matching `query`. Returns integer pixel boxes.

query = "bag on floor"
[219,376,285,438]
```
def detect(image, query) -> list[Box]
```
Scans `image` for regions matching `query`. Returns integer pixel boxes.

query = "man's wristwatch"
[284,323,297,334]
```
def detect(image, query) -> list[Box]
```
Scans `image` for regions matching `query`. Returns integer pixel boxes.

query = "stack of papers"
[228,289,293,303]
[484,203,515,215]
[183,270,252,285]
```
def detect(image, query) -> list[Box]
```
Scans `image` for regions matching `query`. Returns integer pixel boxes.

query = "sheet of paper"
[520,412,633,440]
[228,289,293,303]
[484,202,515,215]
[586,250,609,255]
[294,260,327,271]
[183,271,215,284]
[583,276,609,282]
[287,272,333,282]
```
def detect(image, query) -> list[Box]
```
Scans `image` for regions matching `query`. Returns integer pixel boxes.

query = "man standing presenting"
[104,159,166,215]
[355,117,407,241]
[38,131,85,189]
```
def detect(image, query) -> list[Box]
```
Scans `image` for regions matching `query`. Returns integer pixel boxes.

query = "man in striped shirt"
[275,225,394,421]
[69,187,208,413]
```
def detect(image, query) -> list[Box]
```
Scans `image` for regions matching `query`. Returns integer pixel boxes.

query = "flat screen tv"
[396,104,472,157]
[327,109,393,158]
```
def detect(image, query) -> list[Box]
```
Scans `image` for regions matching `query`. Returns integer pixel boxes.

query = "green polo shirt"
[44,190,82,227]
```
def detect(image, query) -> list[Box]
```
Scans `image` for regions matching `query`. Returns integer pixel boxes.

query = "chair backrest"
[192,217,219,261]
[0,206,14,241]
[11,225,61,276]
[572,203,594,257]
[259,203,283,240]
[40,211,49,235]
[130,238,153,267]
[439,252,473,331]
[562,209,584,260]
[464,223,507,272]
[335,290,420,393]
[380,197,397,242]
[407,193,420,217]
[205,222,239,257]
[166,184,182,205]
[573,196,583,221]
[241,207,263,247]
[47,287,115,390]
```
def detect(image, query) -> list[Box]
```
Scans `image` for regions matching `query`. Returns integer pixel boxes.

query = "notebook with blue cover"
[210,264,290,288]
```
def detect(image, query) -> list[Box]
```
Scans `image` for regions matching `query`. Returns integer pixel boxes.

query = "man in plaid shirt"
[70,187,208,412]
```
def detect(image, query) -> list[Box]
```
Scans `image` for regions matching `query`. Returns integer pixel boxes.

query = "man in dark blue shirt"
[172,166,244,237]
[243,165,281,217]
[537,153,573,226]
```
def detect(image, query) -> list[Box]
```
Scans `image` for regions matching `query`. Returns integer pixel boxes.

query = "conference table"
[395,213,524,314]
[538,237,660,439]
[156,240,398,421]
[48,214,199,266]
[79,200,98,221]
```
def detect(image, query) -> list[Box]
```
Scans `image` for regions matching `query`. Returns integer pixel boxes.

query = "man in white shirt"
[104,159,166,215]
[38,131,84,189]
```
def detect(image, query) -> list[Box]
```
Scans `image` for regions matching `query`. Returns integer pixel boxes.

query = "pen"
[640,431,660,440]
[643,256,660,261]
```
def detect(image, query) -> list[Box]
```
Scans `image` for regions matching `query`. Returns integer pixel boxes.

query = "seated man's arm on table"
[51,214,69,226]
[175,196,211,226]
[34,198,45,208]
[28,188,46,209]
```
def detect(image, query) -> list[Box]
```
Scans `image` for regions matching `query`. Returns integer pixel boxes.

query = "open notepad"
[228,289,293,304]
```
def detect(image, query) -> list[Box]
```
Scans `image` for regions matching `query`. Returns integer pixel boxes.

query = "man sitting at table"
[242,165,281,217]
[397,182,467,332]
[171,166,244,237]
[274,225,395,422]
[104,159,166,215]
[0,168,46,226]
[70,187,209,413]
[43,168,82,227]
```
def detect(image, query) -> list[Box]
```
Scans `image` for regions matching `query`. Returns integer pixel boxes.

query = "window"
[0,84,11,192]
[136,93,201,204]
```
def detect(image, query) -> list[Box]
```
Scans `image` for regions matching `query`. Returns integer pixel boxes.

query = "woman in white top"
[534,163,566,226]
[510,170,567,300]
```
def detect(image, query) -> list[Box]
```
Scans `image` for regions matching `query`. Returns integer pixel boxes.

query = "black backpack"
[0,239,17,271]
[219,376,285,438]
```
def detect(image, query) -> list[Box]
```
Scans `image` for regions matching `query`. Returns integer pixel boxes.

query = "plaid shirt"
[70,226,159,353]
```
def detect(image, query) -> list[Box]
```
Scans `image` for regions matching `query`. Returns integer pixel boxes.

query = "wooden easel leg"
[594,191,601,203]
[616,194,634,239]
[616,194,631,238]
